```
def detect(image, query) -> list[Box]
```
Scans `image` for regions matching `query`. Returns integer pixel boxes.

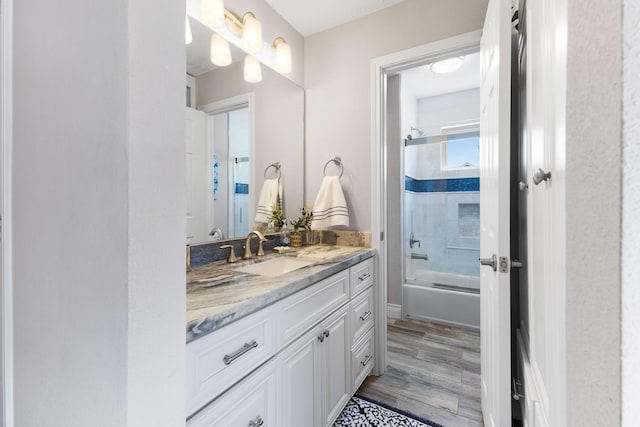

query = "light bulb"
[241,13,262,54]
[185,16,193,45]
[430,57,465,74]
[210,33,232,66]
[244,55,262,83]
[273,37,292,74]
[201,0,225,28]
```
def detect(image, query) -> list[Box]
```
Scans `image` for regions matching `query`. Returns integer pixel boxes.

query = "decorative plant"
[290,206,313,232]
[270,203,284,230]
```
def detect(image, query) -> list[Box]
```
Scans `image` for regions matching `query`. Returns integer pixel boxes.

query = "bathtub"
[402,270,480,330]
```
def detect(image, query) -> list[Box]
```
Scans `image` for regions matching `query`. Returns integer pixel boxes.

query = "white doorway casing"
[370,29,482,378]
[1,0,14,423]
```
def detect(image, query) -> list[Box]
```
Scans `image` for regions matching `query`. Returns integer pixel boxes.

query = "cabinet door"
[321,305,351,427]
[279,326,322,427]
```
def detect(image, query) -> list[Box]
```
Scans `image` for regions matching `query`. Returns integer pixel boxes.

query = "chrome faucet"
[409,232,421,248]
[209,227,225,240]
[243,230,268,259]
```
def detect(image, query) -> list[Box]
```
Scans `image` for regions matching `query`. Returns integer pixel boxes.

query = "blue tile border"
[405,176,479,193]
[235,183,249,194]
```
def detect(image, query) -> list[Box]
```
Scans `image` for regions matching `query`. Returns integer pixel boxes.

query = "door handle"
[479,254,497,272]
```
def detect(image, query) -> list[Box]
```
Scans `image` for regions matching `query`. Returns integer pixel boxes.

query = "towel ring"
[263,162,281,179]
[323,157,344,178]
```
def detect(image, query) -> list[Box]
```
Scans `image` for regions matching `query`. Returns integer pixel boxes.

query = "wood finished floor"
[356,318,483,427]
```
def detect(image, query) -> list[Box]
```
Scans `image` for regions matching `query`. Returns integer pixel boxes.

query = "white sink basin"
[233,257,314,277]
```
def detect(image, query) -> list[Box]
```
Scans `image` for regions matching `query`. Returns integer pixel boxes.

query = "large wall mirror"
[186,16,304,244]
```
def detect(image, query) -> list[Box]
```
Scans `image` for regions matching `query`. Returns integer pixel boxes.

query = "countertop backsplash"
[189,230,371,267]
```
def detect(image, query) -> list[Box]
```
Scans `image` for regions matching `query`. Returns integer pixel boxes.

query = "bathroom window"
[443,135,479,170]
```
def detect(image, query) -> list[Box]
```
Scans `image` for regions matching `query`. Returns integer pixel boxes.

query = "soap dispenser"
[281,219,290,246]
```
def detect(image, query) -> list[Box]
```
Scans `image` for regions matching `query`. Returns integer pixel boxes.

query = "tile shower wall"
[405,185,480,279]
[404,89,480,282]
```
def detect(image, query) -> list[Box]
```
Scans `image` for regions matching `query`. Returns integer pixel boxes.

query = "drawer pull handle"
[358,273,371,282]
[248,416,264,427]
[223,340,258,365]
[361,354,373,367]
[359,311,372,321]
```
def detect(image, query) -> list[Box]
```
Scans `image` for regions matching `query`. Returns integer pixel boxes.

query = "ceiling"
[264,0,407,37]
[398,52,481,99]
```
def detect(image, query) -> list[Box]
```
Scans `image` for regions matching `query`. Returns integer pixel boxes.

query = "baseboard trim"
[387,304,401,319]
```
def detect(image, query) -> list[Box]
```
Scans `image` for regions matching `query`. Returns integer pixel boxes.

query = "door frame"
[1,0,14,424]
[370,30,482,375]
[199,93,255,239]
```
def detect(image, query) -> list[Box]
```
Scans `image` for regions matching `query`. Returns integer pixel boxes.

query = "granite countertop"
[186,244,375,343]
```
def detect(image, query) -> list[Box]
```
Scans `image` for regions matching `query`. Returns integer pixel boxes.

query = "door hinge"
[380,232,384,241]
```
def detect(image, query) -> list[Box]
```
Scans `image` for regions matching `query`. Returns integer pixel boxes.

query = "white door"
[186,107,209,244]
[479,0,512,426]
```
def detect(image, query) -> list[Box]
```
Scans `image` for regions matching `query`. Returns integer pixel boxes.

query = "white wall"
[622,0,640,424]
[13,0,185,425]
[417,88,479,137]
[304,0,488,231]
[386,75,403,305]
[565,0,621,424]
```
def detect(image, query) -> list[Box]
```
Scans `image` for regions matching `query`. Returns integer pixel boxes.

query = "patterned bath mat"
[333,395,444,427]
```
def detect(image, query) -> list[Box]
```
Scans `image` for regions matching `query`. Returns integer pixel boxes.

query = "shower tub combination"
[402,170,481,330]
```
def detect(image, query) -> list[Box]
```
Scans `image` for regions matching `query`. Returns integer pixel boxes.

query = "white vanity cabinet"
[186,255,375,427]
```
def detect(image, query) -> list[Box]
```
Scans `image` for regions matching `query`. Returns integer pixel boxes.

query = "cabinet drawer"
[351,329,375,393]
[278,270,349,349]
[187,359,277,427]
[186,307,276,417]
[350,258,374,297]
[350,286,374,343]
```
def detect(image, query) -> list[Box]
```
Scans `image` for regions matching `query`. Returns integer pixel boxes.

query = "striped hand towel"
[254,179,282,224]
[312,176,349,228]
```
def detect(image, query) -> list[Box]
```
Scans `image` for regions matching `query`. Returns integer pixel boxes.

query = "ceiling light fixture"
[430,57,465,74]
[210,33,232,66]
[273,37,292,74]
[201,0,225,28]
[244,55,262,83]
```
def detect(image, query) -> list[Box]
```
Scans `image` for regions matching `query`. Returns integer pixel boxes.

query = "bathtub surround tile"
[405,177,480,193]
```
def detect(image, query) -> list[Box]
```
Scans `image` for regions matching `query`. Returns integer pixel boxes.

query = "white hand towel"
[312,176,349,229]
[255,179,282,224]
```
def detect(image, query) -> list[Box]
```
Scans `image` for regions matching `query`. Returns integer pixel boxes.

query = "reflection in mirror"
[186,16,304,244]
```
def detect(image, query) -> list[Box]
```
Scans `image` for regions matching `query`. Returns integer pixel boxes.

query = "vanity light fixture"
[273,37,292,74]
[430,56,465,74]
[244,55,262,83]
[240,12,262,54]
[185,16,193,45]
[201,0,225,28]
[210,33,232,66]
